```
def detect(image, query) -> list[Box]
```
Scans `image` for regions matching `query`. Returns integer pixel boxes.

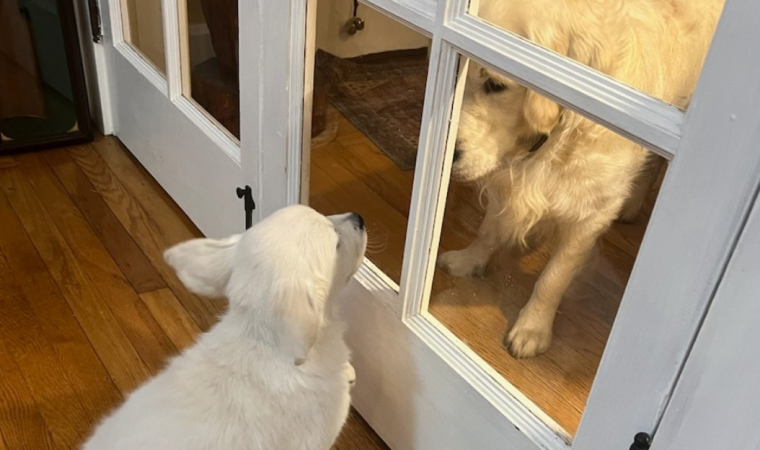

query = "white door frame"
[281,0,760,449]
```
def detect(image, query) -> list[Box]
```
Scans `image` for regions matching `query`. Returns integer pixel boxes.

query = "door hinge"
[236,185,256,229]
[87,0,102,43]
[630,432,652,450]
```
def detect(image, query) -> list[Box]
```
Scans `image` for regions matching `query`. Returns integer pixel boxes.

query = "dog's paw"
[344,363,356,387]
[437,249,486,278]
[505,314,553,359]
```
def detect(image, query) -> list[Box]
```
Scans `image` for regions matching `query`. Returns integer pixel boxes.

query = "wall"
[316,0,430,58]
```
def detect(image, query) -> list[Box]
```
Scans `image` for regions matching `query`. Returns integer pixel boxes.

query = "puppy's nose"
[349,212,364,230]
[453,143,463,163]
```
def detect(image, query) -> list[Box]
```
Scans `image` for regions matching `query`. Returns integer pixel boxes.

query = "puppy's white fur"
[82,205,367,449]
[439,0,723,357]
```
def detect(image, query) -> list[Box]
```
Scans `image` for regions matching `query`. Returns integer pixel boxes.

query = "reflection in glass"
[470,0,725,109]
[1,0,91,150]
[430,55,667,435]
[123,0,166,72]
[183,0,239,138]
[305,0,431,284]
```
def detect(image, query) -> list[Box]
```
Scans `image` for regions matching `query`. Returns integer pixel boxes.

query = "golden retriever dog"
[83,205,366,449]
[438,0,723,358]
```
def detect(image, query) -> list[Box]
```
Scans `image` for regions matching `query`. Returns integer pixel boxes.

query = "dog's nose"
[349,212,364,230]
[453,143,463,163]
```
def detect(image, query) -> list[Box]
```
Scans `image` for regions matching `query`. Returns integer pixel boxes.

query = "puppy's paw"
[505,314,553,359]
[437,249,486,278]
[344,362,356,387]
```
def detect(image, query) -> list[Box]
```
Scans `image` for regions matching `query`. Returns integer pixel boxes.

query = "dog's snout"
[453,143,463,163]
[349,212,364,230]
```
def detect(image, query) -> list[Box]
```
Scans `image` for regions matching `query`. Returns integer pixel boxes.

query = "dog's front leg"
[506,223,603,358]
[437,195,501,277]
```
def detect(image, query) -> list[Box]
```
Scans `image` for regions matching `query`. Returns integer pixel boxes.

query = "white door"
[94,0,303,238]
[284,0,760,449]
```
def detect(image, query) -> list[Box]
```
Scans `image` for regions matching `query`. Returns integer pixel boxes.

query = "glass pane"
[305,1,431,284]
[181,0,239,139]
[123,0,166,72]
[469,0,725,110]
[1,0,86,148]
[429,55,668,436]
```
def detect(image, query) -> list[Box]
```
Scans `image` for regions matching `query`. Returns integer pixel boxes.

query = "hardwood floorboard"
[0,163,150,394]
[67,141,223,331]
[43,148,166,294]
[0,342,57,450]
[14,152,178,376]
[0,187,122,425]
[0,250,90,449]
[140,288,202,352]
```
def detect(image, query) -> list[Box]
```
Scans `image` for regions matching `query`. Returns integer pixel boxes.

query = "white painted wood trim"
[398,39,460,319]
[287,0,309,205]
[361,0,436,34]
[414,313,571,447]
[355,259,400,313]
[342,278,551,450]
[442,15,682,159]
[299,0,318,205]
[240,0,300,220]
[652,189,760,450]
[114,42,168,96]
[173,96,241,164]
[162,0,182,100]
[573,0,760,447]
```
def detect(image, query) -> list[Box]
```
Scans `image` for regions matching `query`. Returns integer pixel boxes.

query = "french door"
[291,0,760,449]
[95,0,304,238]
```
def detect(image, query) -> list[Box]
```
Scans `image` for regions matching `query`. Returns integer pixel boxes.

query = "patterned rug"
[315,48,428,171]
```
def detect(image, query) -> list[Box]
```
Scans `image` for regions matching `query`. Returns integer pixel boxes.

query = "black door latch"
[236,185,255,229]
[630,432,652,450]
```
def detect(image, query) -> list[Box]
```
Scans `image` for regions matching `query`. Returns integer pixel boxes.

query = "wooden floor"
[310,106,663,436]
[0,137,387,449]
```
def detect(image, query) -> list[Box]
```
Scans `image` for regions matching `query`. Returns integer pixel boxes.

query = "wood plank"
[0,157,17,170]
[68,142,222,331]
[334,409,389,450]
[0,188,122,439]
[140,289,202,351]
[15,152,177,376]
[43,148,165,294]
[0,250,90,449]
[0,164,150,394]
[0,342,56,450]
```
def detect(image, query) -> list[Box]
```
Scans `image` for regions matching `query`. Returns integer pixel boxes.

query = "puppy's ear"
[163,234,242,297]
[273,282,328,365]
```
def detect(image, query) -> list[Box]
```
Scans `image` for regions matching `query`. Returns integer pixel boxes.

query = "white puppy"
[439,0,723,357]
[82,205,367,450]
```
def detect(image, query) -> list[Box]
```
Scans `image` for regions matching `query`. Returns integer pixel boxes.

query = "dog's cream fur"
[82,205,367,449]
[439,0,723,357]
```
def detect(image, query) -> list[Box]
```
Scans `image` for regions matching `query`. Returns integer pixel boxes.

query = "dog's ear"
[163,234,242,297]
[523,90,561,135]
[273,281,328,365]
[521,23,570,135]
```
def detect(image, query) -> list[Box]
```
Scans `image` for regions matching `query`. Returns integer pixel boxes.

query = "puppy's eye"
[483,78,508,94]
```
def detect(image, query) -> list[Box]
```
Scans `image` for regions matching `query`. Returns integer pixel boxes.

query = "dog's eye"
[483,78,508,94]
